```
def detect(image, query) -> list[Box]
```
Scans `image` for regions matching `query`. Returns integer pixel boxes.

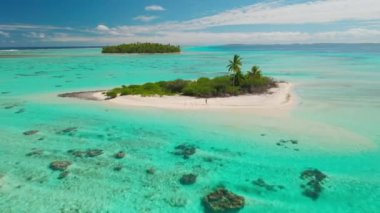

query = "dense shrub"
[105,73,276,99]
[158,79,191,93]
[105,90,118,99]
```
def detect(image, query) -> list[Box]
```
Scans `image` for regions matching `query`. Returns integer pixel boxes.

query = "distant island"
[105,55,277,98]
[102,42,181,54]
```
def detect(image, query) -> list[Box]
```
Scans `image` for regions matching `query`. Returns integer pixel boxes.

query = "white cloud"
[96,24,110,31]
[24,32,46,39]
[4,0,380,45]
[133,16,158,22]
[0,31,10,37]
[47,28,380,45]
[145,5,165,11]
[94,24,129,36]
[185,0,380,27]
[91,0,380,38]
[0,24,72,31]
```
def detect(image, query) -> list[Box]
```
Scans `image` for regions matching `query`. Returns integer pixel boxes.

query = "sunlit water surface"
[0,44,379,212]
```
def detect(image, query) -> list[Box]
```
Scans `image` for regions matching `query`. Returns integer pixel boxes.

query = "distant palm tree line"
[102,43,181,54]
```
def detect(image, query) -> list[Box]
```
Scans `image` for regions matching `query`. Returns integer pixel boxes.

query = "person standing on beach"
[205,98,208,104]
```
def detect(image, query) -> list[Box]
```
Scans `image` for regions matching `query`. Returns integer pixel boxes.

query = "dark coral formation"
[67,149,86,158]
[26,149,43,157]
[203,188,245,212]
[67,149,103,158]
[23,130,39,136]
[58,171,70,179]
[86,149,103,157]
[57,127,78,136]
[114,151,125,159]
[146,168,156,175]
[174,144,196,159]
[113,165,123,171]
[300,169,327,200]
[180,174,197,185]
[252,178,284,192]
[276,139,299,151]
[4,104,19,109]
[49,161,72,171]
[15,108,25,114]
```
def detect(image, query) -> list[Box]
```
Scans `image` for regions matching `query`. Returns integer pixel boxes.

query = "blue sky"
[0,0,380,47]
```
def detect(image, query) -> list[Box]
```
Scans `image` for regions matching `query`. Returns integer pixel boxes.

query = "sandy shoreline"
[58,82,295,110]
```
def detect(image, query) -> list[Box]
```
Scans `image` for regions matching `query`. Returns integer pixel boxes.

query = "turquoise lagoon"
[0,44,379,212]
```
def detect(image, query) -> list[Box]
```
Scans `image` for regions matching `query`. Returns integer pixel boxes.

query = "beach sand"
[59,82,295,110]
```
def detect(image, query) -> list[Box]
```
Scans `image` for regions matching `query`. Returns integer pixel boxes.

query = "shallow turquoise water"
[0,45,379,212]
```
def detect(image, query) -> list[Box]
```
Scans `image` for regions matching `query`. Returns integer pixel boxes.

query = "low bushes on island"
[102,43,180,54]
[105,55,277,98]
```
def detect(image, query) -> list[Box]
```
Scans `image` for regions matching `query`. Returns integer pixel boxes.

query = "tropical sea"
[0,44,379,212]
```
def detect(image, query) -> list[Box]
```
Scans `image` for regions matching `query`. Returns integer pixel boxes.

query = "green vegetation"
[106,54,277,98]
[102,43,181,54]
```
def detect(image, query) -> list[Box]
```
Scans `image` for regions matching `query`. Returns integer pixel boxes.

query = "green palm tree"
[227,55,242,86]
[249,65,262,78]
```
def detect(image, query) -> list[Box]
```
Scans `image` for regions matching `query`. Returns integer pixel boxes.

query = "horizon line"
[1,43,380,50]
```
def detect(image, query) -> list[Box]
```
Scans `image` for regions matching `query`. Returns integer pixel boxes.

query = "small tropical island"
[59,55,294,109]
[106,55,276,98]
[102,42,181,54]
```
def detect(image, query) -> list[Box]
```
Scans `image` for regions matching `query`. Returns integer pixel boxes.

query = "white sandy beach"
[62,82,295,110]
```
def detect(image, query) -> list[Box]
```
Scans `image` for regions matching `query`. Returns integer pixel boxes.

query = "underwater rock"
[180,174,197,185]
[114,165,123,171]
[146,168,156,175]
[57,127,78,135]
[203,157,215,163]
[50,161,72,171]
[26,149,43,157]
[15,109,25,114]
[300,169,327,200]
[67,149,86,158]
[203,188,245,213]
[114,151,125,159]
[86,149,103,157]
[252,178,276,191]
[276,139,299,151]
[174,144,196,159]
[4,104,18,109]
[68,149,103,158]
[58,171,69,179]
[23,130,39,136]
[252,178,284,192]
